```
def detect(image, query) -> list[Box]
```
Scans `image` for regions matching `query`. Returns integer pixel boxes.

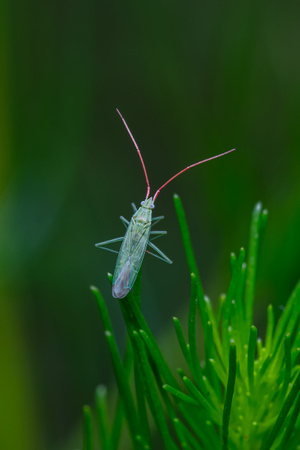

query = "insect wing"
[112,213,151,298]
[112,259,131,298]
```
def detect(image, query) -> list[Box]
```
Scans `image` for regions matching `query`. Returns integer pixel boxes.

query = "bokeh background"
[1,1,300,449]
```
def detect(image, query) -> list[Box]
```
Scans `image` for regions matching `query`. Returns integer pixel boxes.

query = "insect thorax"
[131,197,153,226]
[132,205,152,229]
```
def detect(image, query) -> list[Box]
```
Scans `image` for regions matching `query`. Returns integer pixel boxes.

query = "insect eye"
[140,201,144,206]
[151,204,155,209]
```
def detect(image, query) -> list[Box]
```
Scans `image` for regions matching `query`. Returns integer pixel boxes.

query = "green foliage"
[86,196,300,449]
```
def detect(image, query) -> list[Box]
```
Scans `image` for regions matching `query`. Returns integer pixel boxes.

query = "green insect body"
[96,109,235,299]
[96,197,172,299]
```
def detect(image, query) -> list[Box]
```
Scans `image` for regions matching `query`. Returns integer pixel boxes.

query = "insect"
[96,110,235,299]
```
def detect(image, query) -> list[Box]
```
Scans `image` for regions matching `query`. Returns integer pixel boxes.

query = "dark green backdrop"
[1,1,300,449]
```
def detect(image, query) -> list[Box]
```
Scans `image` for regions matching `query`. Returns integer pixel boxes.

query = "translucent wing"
[112,259,132,298]
[112,217,151,298]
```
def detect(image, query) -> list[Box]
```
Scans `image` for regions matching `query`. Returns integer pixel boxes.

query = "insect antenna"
[116,109,151,199]
[152,148,236,203]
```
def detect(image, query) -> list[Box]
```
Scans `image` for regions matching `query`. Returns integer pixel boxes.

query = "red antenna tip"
[152,147,236,203]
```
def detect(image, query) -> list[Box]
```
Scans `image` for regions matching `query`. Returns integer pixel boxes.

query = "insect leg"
[146,250,172,263]
[131,203,137,213]
[151,215,165,226]
[120,216,129,228]
[150,230,167,241]
[147,241,173,264]
[95,237,124,254]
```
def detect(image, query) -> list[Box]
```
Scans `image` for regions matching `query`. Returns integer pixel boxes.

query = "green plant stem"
[133,353,151,447]
[222,342,237,450]
[182,376,222,426]
[172,418,193,450]
[279,392,300,449]
[119,289,180,390]
[110,338,133,449]
[91,287,140,448]
[188,273,208,396]
[222,248,245,364]
[173,194,208,334]
[282,333,292,398]
[262,371,300,450]
[265,304,274,354]
[83,405,93,450]
[204,296,224,366]
[205,321,221,401]
[247,325,257,392]
[245,202,263,328]
[173,317,192,367]
[95,386,111,450]
[272,281,300,353]
[133,331,178,450]
[163,384,199,406]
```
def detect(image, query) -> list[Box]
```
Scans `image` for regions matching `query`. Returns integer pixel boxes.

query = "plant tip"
[255,202,263,211]
[96,385,107,396]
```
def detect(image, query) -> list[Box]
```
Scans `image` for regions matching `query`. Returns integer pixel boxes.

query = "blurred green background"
[1,1,300,449]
